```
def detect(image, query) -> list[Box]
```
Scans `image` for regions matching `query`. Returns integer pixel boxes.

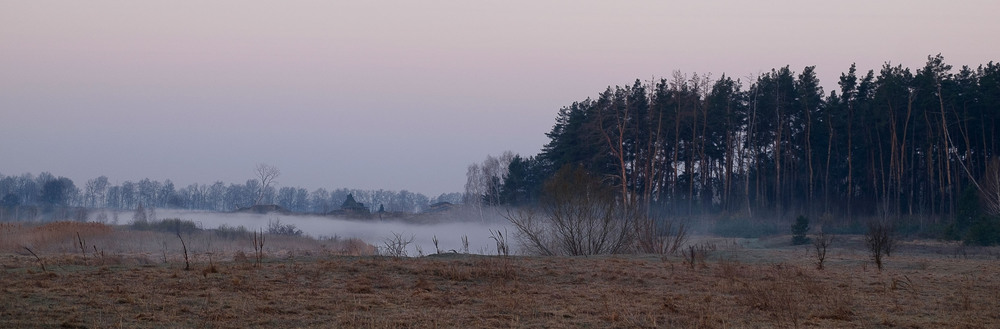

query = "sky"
[2,1,998,196]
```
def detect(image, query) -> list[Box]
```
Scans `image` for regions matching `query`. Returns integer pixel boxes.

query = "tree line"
[0,171,462,220]
[470,55,1000,238]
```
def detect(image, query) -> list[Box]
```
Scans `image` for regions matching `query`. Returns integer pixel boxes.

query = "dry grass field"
[2,221,1000,328]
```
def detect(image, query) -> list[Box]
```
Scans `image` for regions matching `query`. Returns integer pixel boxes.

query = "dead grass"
[0,221,113,252]
[2,231,1000,328]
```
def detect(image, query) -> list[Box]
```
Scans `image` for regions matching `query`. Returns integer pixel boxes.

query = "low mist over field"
[139,209,513,255]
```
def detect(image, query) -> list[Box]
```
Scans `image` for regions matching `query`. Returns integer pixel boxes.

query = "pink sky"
[2,0,998,195]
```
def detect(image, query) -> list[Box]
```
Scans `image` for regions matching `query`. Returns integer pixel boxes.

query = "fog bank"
[145,209,514,256]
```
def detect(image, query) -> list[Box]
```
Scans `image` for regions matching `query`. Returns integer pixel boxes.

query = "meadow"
[2,221,999,328]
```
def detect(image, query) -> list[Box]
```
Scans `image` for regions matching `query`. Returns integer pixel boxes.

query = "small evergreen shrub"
[791,215,810,245]
[966,216,1000,246]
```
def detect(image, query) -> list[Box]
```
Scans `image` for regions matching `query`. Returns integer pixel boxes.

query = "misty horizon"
[134,208,514,256]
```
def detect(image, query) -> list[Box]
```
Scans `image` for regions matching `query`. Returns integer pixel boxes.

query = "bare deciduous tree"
[464,152,515,222]
[464,163,484,219]
[254,163,280,206]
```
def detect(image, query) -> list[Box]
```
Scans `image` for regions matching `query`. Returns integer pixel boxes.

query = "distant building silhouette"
[425,201,455,213]
[329,193,371,217]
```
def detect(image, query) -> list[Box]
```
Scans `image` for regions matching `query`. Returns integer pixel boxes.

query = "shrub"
[215,224,250,240]
[159,218,200,234]
[965,216,1000,246]
[267,219,303,236]
[636,214,688,255]
[131,218,200,234]
[812,231,834,270]
[682,243,714,269]
[865,219,896,271]
[381,232,413,258]
[504,165,636,256]
[791,215,810,245]
[955,186,982,236]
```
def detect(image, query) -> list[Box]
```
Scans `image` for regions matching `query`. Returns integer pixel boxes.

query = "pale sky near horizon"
[2,1,998,196]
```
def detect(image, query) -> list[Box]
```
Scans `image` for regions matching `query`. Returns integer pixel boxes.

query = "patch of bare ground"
[2,226,999,328]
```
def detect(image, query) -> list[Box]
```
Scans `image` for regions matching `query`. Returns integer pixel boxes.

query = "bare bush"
[504,166,636,256]
[683,243,714,270]
[683,245,698,269]
[504,207,553,255]
[267,218,303,236]
[812,231,835,270]
[865,219,896,271]
[382,232,414,258]
[215,224,250,240]
[636,214,688,255]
